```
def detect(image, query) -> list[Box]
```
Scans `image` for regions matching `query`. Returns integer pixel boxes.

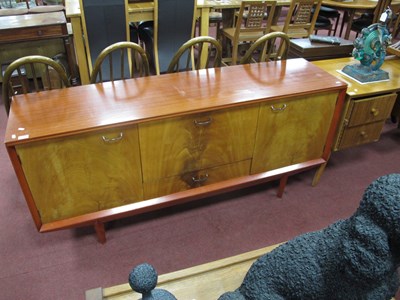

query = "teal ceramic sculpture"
[342,8,392,83]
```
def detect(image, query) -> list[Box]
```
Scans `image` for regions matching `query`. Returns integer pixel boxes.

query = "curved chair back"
[240,32,290,64]
[167,36,222,73]
[90,41,150,83]
[2,55,70,116]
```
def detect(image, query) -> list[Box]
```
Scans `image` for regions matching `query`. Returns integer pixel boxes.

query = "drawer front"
[143,160,251,199]
[139,105,259,181]
[0,25,66,43]
[336,121,386,150]
[347,94,397,126]
[16,126,143,223]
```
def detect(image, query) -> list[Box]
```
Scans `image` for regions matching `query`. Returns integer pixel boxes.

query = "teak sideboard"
[4,59,347,243]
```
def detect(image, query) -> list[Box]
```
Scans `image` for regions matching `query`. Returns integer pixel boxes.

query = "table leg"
[70,16,90,85]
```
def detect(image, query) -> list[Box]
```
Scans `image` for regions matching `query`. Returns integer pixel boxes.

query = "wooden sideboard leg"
[277,175,289,198]
[94,221,106,244]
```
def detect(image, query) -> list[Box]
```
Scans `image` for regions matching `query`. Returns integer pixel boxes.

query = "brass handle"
[270,104,287,112]
[360,131,368,138]
[370,108,379,116]
[192,173,209,183]
[194,117,212,126]
[102,132,123,143]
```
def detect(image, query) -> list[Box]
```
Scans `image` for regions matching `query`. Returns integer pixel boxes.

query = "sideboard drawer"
[143,160,251,199]
[139,105,259,182]
[347,94,397,127]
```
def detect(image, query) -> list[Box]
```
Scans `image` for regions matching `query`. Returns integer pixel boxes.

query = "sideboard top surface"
[5,58,346,145]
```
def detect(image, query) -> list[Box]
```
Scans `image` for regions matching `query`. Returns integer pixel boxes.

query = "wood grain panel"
[347,94,397,126]
[139,105,259,181]
[143,160,251,199]
[336,121,386,150]
[251,92,337,174]
[16,126,143,223]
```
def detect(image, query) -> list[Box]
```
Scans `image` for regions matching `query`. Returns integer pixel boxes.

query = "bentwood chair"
[220,0,277,65]
[2,55,70,116]
[167,36,222,73]
[270,0,322,39]
[240,32,290,64]
[90,42,150,83]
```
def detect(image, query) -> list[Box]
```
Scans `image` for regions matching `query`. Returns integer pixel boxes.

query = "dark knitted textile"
[219,174,400,299]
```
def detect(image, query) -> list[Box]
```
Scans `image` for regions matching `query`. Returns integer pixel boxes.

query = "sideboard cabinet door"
[15,126,143,223]
[251,92,338,174]
[139,105,259,183]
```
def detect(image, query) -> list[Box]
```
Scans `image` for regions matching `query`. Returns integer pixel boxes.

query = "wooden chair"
[239,32,290,64]
[270,0,322,38]
[2,55,70,115]
[350,0,392,38]
[220,0,277,65]
[153,0,197,74]
[166,36,222,73]
[90,41,150,83]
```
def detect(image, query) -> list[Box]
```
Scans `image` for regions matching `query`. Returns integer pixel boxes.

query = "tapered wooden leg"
[312,162,327,187]
[277,175,288,198]
[94,221,106,244]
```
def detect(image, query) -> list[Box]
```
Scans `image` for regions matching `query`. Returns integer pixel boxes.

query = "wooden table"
[312,56,400,151]
[85,243,282,299]
[65,0,291,84]
[322,0,400,40]
[0,11,75,82]
[5,59,346,243]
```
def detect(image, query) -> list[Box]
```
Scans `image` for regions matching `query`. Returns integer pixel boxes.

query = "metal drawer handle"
[370,108,379,116]
[37,30,43,36]
[270,104,287,112]
[102,132,123,143]
[194,117,212,126]
[192,173,209,183]
[360,131,368,138]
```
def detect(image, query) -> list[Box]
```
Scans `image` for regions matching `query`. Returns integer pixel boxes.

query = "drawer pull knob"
[102,132,123,143]
[37,30,43,36]
[270,104,287,112]
[360,131,368,138]
[192,173,209,183]
[370,108,379,116]
[194,117,212,126]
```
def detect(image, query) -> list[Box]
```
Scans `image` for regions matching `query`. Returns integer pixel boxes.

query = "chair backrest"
[153,0,197,75]
[373,0,392,23]
[90,41,150,83]
[234,1,277,40]
[80,0,129,80]
[240,32,290,64]
[2,55,70,115]
[282,0,322,38]
[167,36,222,73]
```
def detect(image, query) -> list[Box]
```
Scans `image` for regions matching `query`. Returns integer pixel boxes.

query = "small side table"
[0,11,78,84]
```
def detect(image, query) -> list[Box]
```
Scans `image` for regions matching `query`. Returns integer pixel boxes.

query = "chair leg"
[231,42,239,65]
